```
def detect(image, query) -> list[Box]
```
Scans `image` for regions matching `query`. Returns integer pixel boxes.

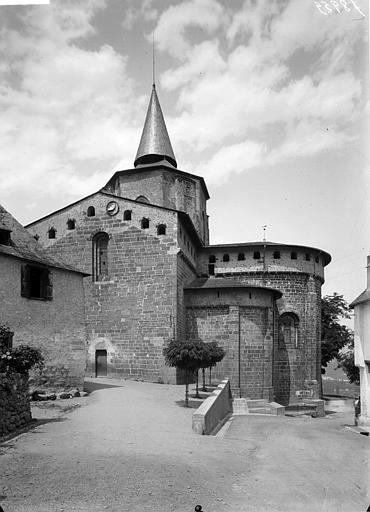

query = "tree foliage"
[163,339,226,406]
[337,338,360,385]
[321,293,353,374]
[0,324,44,375]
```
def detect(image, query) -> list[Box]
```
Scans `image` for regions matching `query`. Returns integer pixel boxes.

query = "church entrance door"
[95,350,107,377]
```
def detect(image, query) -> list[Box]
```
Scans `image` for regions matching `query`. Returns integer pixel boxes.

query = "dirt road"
[0,378,368,512]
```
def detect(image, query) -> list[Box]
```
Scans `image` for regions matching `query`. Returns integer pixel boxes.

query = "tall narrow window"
[278,313,299,349]
[124,210,132,221]
[209,255,216,263]
[48,228,56,239]
[87,206,95,217]
[141,218,149,229]
[157,224,166,235]
[253,251,260,259]
[305,253,311,261]
[222,254,230,262]
[93,232,109,281]
[291,251,297,260]
[67,219,75,230]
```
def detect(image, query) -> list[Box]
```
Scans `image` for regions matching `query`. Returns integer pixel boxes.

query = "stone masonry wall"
[185,288,275,399]
[219,272,323,404]
[27,192,179,384]
[0,255,86,390]
[0,373,32,437]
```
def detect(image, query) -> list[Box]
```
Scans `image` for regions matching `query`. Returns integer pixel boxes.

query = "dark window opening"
[315,255,320,263]
[48,228,56,239]
[291,252,297,260]
[136,195,149,204]
[123,210,132,221]
[157,224,166,235]
[67,219,75,230]
[34,234,39,242]
[238,253,245,261]
[253,251,260,259]
[21,265,52,300]
[93,232,109,281]
[209,255,216,263]
[273,251,281,259]
[0,229,11,246]
[87,206,95,217]
[279,312,299,349]
[141,218,149,229]
[208,264,215,275]
[305,253,311,261]
[222,254,230,262]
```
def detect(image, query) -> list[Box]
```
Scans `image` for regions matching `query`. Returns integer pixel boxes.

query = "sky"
[0,0,368,311]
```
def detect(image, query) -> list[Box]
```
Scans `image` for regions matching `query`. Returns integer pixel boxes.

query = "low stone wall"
[192,379,232,435]
[0,372,32,437]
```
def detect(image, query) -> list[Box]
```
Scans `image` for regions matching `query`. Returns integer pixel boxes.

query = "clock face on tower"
[106,201,119,216]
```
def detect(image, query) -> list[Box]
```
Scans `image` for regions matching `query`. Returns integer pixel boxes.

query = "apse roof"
[185,277,282,298]
[134,85,177,168]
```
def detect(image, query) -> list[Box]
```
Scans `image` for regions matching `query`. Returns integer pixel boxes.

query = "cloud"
[197,140,266,185]
[154,0,226,59]
[0,0,143,216]
[155,0,366,184]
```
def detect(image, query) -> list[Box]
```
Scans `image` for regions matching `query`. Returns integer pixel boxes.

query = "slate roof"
[0,204,89,275]
[185,277,282,298]
[350,289,370,307]
[134,85,177,168]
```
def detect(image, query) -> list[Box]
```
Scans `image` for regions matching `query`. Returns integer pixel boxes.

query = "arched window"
[238,253,245,261]
[123,210,132,221]
[278,313,299,349]
[157,224,166,235]
[141,218,149,229]
[253,251,260,260]
[87,206,95,217]
[136,196,149,204]
[93,232,109,281]
[291,251,297,260]
[48,228,56,239]
[222,254,230,262]
[273,251,280,259]
[67,219,75,230]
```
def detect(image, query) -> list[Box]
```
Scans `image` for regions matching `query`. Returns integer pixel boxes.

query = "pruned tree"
[207,342,226,386]
[163,339,208,407]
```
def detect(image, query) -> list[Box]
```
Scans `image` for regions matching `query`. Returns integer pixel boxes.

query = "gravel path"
[0,379,368,512]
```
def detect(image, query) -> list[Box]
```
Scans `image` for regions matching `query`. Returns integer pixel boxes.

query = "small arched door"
[95,350,107,377]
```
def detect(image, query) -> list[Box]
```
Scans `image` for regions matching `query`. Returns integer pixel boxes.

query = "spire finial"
[152,31,155,88]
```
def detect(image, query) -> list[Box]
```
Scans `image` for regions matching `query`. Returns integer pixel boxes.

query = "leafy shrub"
[0,325,44,374]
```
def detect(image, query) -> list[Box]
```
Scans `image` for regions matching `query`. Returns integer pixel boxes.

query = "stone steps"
[232,398,285,416]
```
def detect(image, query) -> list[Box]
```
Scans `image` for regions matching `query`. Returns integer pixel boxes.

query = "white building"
[351,255,370,427]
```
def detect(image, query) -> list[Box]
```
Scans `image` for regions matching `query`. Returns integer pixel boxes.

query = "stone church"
[26,85,331,405]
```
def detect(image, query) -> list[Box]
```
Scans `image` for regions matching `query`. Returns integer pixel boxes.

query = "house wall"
[0,254,86,390]
[27,193,180,383]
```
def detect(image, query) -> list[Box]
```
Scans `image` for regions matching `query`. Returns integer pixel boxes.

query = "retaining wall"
[0,372,32,437]
[192,379,232,435]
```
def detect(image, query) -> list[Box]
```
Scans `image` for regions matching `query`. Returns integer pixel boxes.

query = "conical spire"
[134,84,177,168]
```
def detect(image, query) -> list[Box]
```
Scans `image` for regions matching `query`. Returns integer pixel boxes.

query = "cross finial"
[262,225,267,242]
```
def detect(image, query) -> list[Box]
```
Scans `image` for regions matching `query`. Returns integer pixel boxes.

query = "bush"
[0,324,44,374]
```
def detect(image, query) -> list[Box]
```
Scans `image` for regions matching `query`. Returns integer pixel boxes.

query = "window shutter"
[21,265,30,297]
[46,271,53,301]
